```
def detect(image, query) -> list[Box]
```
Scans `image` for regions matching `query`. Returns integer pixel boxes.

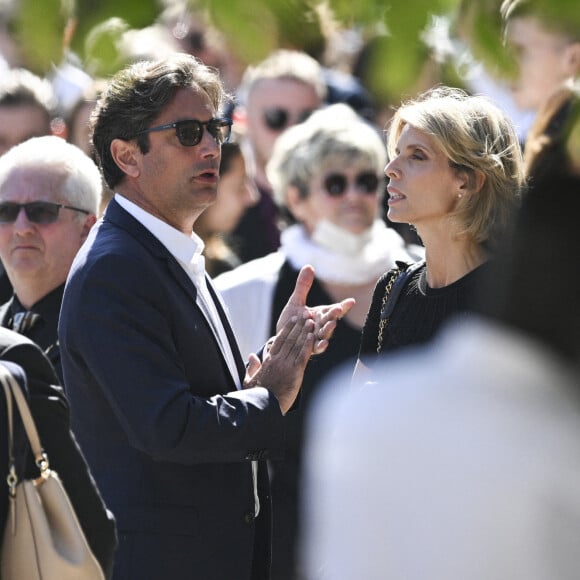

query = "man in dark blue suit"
[58,53,353,580]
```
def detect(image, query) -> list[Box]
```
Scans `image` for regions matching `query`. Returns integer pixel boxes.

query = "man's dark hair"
[91,53,228,189]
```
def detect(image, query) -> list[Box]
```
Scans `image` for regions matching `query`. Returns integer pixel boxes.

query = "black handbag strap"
[380,260,425,321]
[376,260,425,353]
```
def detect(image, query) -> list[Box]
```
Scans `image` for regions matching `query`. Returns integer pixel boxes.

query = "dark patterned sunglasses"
[0,201,90,224]
[137,117,232,147]
[323,172,380,197]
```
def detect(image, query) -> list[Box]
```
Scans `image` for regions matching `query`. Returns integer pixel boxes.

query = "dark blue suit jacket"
[59,199,286,580]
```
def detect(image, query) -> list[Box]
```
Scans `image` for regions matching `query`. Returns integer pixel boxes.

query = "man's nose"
[199,126,221,157]
[12,207,35,231]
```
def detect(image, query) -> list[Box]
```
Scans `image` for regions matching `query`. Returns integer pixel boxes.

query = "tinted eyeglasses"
[263,108,314,131]
[137,117,232,147]
[323,172,381,197]
[0,201,91,224]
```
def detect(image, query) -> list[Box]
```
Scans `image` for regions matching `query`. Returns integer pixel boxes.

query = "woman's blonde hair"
[387,86,526,246]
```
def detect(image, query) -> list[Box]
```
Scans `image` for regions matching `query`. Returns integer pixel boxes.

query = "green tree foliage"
[5,0,578,101]
[71,0,158,55]
[11,0,69,74]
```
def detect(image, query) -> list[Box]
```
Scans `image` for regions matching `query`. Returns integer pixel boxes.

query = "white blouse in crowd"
[302,316,580,580]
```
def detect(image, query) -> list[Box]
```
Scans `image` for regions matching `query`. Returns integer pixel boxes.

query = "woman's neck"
[419,227,487,289]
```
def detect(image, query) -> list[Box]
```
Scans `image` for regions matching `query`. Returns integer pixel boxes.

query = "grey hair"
[238,49,327,106]
[267,103,387,208]
[0,136,101,215]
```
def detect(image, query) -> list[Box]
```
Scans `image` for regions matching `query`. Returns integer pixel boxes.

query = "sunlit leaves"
[83,17,129,77]
[203,0,278,64]
[12,0,69,73]
[70,0,158,59]
[7,0,578,103]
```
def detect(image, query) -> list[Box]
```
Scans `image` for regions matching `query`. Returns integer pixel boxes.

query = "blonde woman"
[355,86,525,377]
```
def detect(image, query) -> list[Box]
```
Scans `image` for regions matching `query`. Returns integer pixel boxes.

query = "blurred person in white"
[215,103,415,580]
[229,49,327,263]
[501,0,580,186]
[301,166,580,579]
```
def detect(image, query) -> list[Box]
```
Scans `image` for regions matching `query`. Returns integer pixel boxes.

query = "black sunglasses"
[0,201,91,224]
[137,117,232,147]
[263,108,314,131]
[323,172,381,197]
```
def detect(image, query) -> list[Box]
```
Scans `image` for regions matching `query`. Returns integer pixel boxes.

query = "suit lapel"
[164,259,199,303]
[105,199,199,303]
[104,198,246,384]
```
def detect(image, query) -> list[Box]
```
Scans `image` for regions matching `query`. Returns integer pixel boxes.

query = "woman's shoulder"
[370,261,426,314]
[377,260,425,286]
[455,260,492,288]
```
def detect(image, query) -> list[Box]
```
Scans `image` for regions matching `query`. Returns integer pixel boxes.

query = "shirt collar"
[11,283,65,318]
[114,193,205,269]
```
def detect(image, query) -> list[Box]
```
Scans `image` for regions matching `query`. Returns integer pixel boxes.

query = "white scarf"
[280,220,412,285]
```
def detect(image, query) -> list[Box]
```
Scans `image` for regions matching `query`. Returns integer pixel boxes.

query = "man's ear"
[110,138,140,179]
[80,213,98,242]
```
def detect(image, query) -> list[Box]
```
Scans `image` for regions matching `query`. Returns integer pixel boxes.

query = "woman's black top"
[359,261,491,367]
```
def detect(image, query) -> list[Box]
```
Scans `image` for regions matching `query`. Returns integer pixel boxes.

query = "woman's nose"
[384,156,402,180]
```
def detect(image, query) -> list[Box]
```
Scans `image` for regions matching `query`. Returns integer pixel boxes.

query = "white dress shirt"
[115,194,241,388]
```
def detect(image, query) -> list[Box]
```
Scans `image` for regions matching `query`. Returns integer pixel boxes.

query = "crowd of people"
[0,0,577,579]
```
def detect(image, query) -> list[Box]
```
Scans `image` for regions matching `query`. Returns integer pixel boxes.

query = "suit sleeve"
[60,248,285,465]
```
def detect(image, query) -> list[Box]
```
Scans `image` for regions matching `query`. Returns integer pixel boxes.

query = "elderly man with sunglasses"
[0,68,62,303]
[57,53,353,580]
[0,135,99,382]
